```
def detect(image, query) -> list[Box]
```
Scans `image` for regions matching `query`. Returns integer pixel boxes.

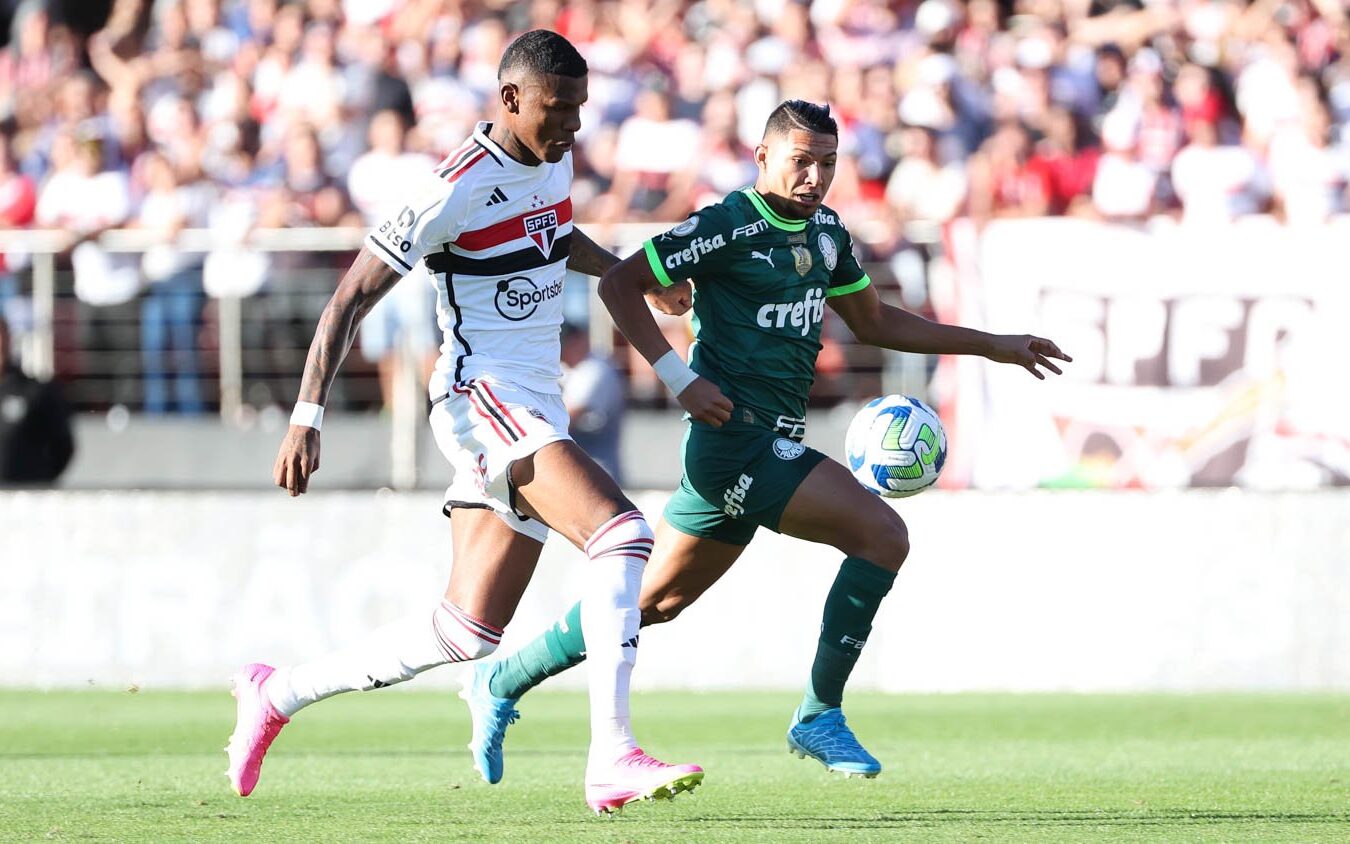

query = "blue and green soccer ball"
[845,395,947,498]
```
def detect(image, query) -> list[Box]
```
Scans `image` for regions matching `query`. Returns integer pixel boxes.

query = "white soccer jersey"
[365,121,574,398]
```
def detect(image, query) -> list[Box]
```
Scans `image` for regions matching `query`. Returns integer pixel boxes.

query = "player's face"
[509,73,587,165]
[756,129,839,218]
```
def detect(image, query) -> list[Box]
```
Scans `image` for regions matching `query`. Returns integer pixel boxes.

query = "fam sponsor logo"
[723,473,754,517]
[664,234,726,270]
[524,209,559,256]
[812,208,837,226]
[773,438,806,460]
[774,414,807,439]
[756,287,826,336]
[732,218,769,240]
[494,275,563,321]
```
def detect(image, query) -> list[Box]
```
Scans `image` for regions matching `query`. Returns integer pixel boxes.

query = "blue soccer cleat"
[459,661,520,784]
[787,708,882,778]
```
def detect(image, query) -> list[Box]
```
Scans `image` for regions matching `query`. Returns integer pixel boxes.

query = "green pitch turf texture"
[2,691,1347,842]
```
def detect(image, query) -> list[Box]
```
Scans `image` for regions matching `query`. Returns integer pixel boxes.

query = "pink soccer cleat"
[584,748,704,815]
[225,662,289,797]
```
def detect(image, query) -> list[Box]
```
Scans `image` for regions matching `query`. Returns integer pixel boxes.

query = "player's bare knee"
[855,517,909,571]
[639,591,687,627]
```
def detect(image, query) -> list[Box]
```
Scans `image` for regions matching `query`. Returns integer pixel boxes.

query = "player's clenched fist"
[676,377,733,428]
[646,280,693,316]
[274,426,321,496]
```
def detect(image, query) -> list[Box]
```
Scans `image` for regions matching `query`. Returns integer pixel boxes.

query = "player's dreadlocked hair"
[763,100,838,138]
[498,30,588,80]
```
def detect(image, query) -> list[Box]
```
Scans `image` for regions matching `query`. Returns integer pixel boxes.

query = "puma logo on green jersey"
[756,287,826,337]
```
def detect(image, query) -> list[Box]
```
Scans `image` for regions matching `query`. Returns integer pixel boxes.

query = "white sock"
[579,510,651,770]
[265,600,503,717]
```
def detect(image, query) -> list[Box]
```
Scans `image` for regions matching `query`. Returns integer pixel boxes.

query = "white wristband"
[290,401,325,431]
[652,350,699,397]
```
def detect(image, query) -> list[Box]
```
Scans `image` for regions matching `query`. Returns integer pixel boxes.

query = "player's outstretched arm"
[828,283,1071,380]
[597,253,731,426]
[273,249,402,496]
[569,227,692,316]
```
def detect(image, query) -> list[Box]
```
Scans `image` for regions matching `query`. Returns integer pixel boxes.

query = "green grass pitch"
[2,690,1348,842]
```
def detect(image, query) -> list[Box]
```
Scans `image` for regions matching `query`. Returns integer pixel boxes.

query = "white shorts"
[428,377,570,544]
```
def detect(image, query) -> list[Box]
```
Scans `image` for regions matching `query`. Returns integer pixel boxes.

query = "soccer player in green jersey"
[459,100,1071,782]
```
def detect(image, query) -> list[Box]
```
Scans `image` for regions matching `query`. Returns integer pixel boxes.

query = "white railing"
[0,223,676,488]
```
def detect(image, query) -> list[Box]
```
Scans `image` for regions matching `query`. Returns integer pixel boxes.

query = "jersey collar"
[473,121,542,174]
[742,188,808,232]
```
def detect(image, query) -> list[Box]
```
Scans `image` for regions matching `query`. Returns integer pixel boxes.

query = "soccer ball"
[844,395,947,498]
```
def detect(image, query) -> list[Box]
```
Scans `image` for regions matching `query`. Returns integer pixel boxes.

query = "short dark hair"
[498,30,587,81]
[763,100,838,139]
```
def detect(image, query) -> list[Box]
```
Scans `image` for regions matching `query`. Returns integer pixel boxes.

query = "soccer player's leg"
[775,457,909,777]
[228,384,551,798]
[471,509,747,785]
[512,440,704,813]
[445,508,548,785]
[227,510,540,796]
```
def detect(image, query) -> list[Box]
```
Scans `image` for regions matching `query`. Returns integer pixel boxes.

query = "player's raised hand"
[274,426,321,496]
[677,377,734,427]
[985,334,1072,380]
[646,280,693,316]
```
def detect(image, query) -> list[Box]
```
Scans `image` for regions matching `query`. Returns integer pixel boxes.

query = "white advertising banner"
[4,490,1349,692]
[940,216,1350,490]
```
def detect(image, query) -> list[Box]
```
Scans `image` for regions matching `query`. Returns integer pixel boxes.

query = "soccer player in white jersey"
[225,30,706,814]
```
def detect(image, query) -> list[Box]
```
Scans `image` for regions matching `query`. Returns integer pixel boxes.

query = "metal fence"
[0,225,935,486]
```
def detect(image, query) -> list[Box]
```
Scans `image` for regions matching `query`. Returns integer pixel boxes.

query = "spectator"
[133,150,212,414]
[1026,107,1101,216]
[0,131,37,333]
[347,109,437,411]
[966,120,1047,218]
[1171,119,1262,224]
[885,123,967,232]
[561,322,625,485]
[36,132,136,306]
[0,313,74,486]
[607,85,700,220]
[1092,110,1159,222]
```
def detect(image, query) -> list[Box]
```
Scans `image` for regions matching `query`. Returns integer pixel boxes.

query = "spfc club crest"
[524,209,559,256]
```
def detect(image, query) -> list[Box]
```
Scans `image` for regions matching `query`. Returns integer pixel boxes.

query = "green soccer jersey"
[642,187,871,438]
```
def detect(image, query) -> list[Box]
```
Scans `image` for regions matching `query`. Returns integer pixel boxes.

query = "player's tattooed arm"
[829,283,1071,379]
[296,249,402,405]
[274,249,401,497]
[569,227,691,315]
[566,227,621,277]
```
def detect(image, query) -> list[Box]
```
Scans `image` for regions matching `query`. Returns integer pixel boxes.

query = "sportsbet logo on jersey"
[495,276,563,321]
[756,287,826,336]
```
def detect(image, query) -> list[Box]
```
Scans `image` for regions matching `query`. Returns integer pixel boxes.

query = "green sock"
[488,602,587,700]
[798,556,896,722]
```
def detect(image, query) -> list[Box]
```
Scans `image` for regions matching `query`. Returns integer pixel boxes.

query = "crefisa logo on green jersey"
[664,234,726,271]
[756,287,826,337]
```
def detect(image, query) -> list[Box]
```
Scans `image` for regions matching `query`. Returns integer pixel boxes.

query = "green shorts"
[662,421,827,546]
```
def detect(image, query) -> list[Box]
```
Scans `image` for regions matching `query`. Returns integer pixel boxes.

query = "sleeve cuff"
[365,234,414,274]
[826,274,871,298]
[642,239,677,288]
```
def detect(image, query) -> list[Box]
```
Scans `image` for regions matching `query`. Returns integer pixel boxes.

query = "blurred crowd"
[1,0,1348,412]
